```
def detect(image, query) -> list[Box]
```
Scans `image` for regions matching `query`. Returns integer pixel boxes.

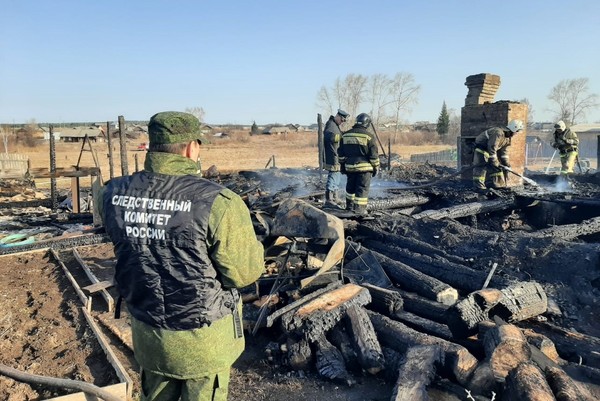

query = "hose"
[0,363,122,401]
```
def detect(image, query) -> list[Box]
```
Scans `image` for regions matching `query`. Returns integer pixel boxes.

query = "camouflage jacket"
[95,152,264,378]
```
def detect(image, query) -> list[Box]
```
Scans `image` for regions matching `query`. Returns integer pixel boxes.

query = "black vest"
[103,171,237,331]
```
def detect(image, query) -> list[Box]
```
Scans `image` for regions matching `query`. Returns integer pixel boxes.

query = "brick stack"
[464,73,501,106]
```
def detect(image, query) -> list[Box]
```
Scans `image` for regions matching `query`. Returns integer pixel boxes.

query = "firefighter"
[323,109,350,207]
[552,120,579,181]
[338,113,379,215]
[472,119,524,190]
[94,111,264,401]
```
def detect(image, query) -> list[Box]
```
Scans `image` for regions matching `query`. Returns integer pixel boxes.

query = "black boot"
[354,204,367,216]
[324,191,336,208]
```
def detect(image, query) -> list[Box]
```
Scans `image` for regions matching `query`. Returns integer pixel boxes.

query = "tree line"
[317,75,599,134]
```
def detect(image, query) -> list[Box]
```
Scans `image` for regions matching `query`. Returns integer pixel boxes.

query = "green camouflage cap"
[148,111,208,145]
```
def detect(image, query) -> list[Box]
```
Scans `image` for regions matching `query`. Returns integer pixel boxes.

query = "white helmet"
[554,120,566,131]
[506,119,524,133]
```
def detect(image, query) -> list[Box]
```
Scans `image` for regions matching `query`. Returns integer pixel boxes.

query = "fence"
[410,149,457,163]
[0,153,29,178]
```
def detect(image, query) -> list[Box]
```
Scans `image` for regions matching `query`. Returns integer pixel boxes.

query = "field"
[14,131,453,187]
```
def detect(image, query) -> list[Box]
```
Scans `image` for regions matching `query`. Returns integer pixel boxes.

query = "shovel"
[500,166,541,188]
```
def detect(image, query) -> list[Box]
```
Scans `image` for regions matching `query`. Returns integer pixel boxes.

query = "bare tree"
[316,85,335,116]
[548,78,599,125]
[389,72,421,132]
[184,107,206,122]
[343,74,368,119]
[367,73,392,127]
[518,98,534,126]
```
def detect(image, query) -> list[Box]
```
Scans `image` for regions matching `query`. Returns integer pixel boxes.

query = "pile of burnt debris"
[1,163,600,400]
[225,165,600,400]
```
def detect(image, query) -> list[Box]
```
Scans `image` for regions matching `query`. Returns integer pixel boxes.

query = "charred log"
[393,311,453,341]
[446,282,547,339]
[390,345,443,401]
[368,310,478,386]
[411,198,515,220]
[368,249,459,305]
[314,335,355,386]
[280,283,371,343]
[344,305,385,374]
[327,325,359,369]
[367,193,431,211]
[361,283,403,316]
[354,224,467,265]
[530,216,600,240]
[362,239,510,292]
[396,289,449,324]
[520,321,600,369]
[503,362,556,401]
[483,324,531,382]
[286,337,312,371]
[545,366,593,401]
[522,329,564,365]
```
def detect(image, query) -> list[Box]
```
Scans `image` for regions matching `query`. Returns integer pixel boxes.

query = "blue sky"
[1,0,599,125]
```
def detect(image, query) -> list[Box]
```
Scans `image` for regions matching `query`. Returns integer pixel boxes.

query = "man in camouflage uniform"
[552,120,579,181]
[95,111,264,401]
[323,109,349,207]
[472,119,523,190]
[338,113,379,215]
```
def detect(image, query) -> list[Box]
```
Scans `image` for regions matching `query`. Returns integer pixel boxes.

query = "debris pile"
[1,165,600,400]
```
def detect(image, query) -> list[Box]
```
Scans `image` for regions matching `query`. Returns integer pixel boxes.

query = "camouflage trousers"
[141,368,230,401]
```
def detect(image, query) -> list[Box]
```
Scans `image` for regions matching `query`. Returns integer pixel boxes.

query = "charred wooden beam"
[483,324,531,383]
[266,282,342,328]
[344,305,384,375]
[390,345,443,401]
[366,193,431,211]
[520,321,600,369]
[467,362,498,397]
[368,310,478,386]
[362,239,510,292]
[280,283,371,343]
[396,289,449,324]
[411,198,515,220]
[446,282,547,339]
[530,216,600,240]
[503,362,556,401]
[354,225,467,266]
[368,249,459,305]
[314,335,355,386]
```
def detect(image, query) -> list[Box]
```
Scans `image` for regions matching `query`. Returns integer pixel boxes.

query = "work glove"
[340,163,346,174]
[566,139,575,145]
[551,142,558,149]
[372,168,378,177]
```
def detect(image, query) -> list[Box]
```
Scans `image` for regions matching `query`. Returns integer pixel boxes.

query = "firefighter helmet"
[554,120,566,131]
[355,113,372,128]
[506,119,524,133]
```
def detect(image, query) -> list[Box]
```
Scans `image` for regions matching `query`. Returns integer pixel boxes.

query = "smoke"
[369,177,411,198]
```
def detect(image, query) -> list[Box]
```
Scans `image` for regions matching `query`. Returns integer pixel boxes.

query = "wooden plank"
[82,280,115,294]
[96,312,133,352]
[50,249,91,311]
[73,248,114,312]
[81,307,132,399]
[46,383,126,401]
